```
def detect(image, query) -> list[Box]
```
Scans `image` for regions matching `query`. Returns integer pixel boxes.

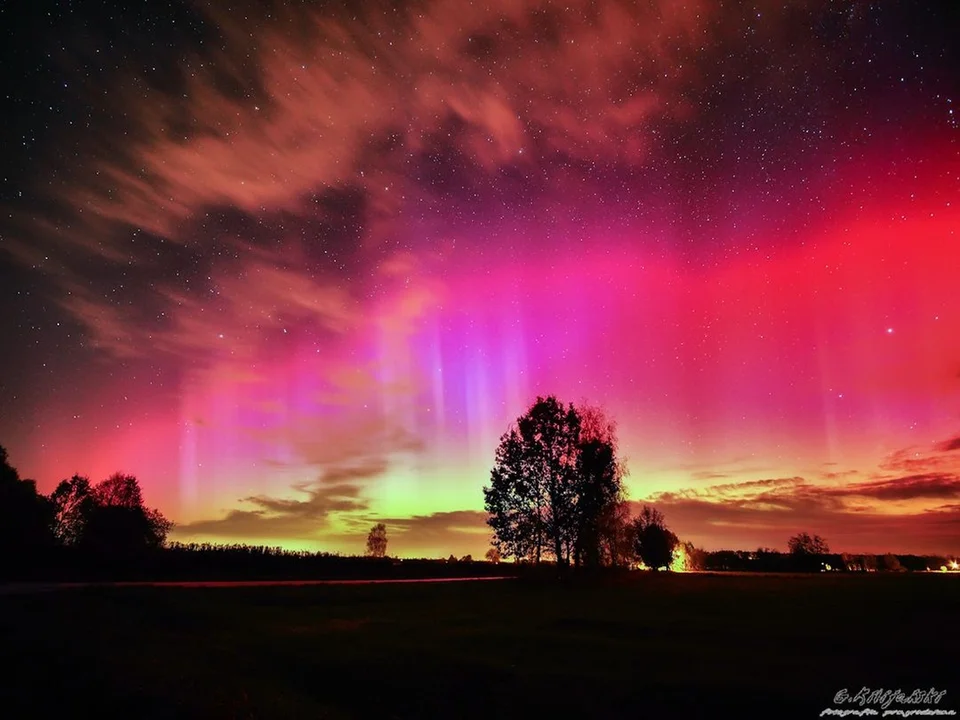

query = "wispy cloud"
[643,463,960,554]
[175,479,370,541]
[375,510,492,557]
[938,436,960,452]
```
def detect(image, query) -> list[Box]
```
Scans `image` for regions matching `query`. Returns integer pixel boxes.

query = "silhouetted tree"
[0,446,54,563]
[880,553,904,572]
[787,532,829,571]
[682,541,708,571]
[460,554,473,563]
[484,396,625,567]
[573,406,626,567]
[632,505,678,570]
[79,473,172,555]
[597,500,635,568]
[485,425,539,562]
[366,523,388,557]
[485,547,501,563]
[787,532,829,555]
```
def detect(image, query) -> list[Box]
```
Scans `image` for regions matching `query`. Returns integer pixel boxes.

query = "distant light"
[886,327,894,334]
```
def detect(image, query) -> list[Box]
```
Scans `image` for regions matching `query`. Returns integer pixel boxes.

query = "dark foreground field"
[2,573,957,719]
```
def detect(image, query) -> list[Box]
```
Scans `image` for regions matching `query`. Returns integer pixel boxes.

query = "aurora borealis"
[1,0,957,557]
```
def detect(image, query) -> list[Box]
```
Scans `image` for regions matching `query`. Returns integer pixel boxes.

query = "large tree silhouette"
[50,472,171,555]
[0,446,54,562]
[484,396,625,567]
[574,412,626,568]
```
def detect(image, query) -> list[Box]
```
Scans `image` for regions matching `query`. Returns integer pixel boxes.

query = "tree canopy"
[788,532,829,555]
[632,505,678,570]
[366,522,388,558]
[0,445,54,557]
[1,447,171,577]
[50,472,172,554]
[483,396,626,567]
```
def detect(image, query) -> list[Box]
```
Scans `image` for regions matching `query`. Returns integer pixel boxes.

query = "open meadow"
[2,572,957,719]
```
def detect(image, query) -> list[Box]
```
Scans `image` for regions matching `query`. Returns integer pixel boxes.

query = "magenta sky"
[2,0,958,557]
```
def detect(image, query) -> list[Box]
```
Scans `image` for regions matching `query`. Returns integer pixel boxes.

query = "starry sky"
[1,0,958,558]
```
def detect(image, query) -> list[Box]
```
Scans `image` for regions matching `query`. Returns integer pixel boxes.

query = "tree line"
[3,393,955,580]
[0,446,174,577]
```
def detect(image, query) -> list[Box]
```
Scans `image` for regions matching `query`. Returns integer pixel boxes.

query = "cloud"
[248,403,424,472]
[9,0,821,381]
[657,476,806,501]
[17,0,717,270]
[870,436,960,480]
[374,510,492,557]
[383,510,491,538]
[242,482,367,519]
[174,476,372,540]
[829,474,960,502]
[690,471,732,481]
[643,471,960,554]
[820,468,860,481]
[938,436,960,452]
[877,448,957,476]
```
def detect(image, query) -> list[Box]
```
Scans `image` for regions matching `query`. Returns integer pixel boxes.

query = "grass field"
[2,572,957,719]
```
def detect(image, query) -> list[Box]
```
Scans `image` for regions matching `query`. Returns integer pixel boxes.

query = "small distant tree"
[447,554,457,563]
[788,532,829,555]
[862,554,878,572]
[460,554,473,563]
[632,505,678,570]
[366,523,388,558]
[485,547,501,564]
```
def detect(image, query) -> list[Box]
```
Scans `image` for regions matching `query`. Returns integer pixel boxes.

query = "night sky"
[1,0,958,558]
